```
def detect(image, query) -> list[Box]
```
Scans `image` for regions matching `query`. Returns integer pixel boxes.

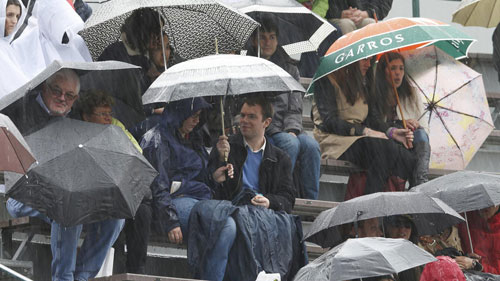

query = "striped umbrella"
[309,17,476,92]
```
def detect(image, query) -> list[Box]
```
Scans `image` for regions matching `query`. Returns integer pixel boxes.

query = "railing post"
[412,0,420,17]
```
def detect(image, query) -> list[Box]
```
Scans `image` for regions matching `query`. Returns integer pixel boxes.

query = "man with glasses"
[6,69,125,281]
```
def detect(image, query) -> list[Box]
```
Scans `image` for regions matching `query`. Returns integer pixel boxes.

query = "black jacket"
[326,0,393,20]
[209,133,296,213]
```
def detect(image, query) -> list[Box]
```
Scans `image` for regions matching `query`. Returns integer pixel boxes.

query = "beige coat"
[312,76,368,159]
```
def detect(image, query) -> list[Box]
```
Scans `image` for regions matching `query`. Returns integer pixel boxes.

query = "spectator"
[5,69,124,281]
[249,17,321,199]
[197,95,301,280]
[459,205,500,274]
[2,0,21,37]
[342,217,383,239]
[311,62,416,194]
[139,97,232,274]
[312,0,393,34]
[420,256,466,281]
[370,52,430,187]
[384,215,422,281]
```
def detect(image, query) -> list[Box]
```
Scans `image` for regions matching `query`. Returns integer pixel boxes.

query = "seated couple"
[131,95,306,280]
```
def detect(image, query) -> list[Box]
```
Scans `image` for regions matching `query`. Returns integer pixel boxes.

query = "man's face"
[239,103,270,141]
[41,75,79,116]
[359,218,382,238]
[150,34,171,70]
[256,31,278,60]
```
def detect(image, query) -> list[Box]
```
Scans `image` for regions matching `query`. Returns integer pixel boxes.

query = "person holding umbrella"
[249,16,321,200]
[5,69,125,281]
[139,97,234,277]
[311,62,416,194]
[370,51,431,187]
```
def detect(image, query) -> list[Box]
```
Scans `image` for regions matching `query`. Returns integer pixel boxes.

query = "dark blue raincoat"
[140,98,213,233]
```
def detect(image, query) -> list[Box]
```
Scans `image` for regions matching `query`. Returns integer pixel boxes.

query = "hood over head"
[161,97,211,131]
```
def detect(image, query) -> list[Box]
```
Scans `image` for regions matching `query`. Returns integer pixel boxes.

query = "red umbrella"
[0,114,35,174]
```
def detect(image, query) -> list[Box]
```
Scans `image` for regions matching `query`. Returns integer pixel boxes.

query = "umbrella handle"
[220,97,228,162]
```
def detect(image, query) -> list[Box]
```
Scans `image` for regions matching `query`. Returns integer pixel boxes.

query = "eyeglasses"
[47,84,78,101]
[92,111,114,118]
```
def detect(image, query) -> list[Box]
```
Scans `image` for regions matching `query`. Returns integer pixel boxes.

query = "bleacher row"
[0,78,499,280]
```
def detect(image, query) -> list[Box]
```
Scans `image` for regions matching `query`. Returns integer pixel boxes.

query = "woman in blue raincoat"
[139,96,232,248]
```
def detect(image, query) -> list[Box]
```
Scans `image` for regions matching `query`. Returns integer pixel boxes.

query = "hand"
[213,164,234,183]
[468,253,482,260]
[288,132,297,137]
[406,119,420,131]
[341,8,354,19]
[251,195,270,208]
[392,128,414,149]
[217,135,230,162]
[455,256,476,270]
[153,107,164,115]
[363,128,388,139]
[168,226,183,244]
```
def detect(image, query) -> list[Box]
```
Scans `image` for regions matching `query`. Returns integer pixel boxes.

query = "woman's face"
[180,110,201,135]
[386,219,412,240]
[385,58,405,88]
[358,58,372,77]
[4,4,21,36]
[83,105,113,125]
[479,205,500,220]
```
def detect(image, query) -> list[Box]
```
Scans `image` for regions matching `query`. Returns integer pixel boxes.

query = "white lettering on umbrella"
[345,49,354,60]
[367,41,378,50]
[357,44,365,55]
[395,34,404,43]
[380,37,392,46]
[335,53,345,63]
[451,40,463,48]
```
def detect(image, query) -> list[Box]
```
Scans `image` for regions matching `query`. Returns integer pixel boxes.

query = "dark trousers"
[124,200,153,274]
[339,137,416,194]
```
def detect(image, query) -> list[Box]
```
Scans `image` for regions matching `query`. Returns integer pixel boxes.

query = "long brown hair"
[373,52,417,117]
[330,62,366,106]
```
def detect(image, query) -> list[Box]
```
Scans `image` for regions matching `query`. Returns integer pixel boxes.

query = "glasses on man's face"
[92,111,114,118]
[47,84,78,101]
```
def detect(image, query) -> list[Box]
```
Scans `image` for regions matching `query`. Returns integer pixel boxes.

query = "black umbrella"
[304,192,464,248]
[6,118,158,227]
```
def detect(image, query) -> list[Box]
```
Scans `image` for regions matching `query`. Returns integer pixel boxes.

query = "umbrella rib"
[433,79,473,105]
[464,2,477,26]
[434,104,491,121]
[407,74,432,104]
[432,107,463,156]
[432,46,439,104]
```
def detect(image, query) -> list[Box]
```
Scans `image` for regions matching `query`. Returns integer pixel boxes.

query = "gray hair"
[46,68,81,95]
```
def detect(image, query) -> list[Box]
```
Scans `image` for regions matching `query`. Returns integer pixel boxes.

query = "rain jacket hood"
[1,0,26,41]
[161,97,211,132]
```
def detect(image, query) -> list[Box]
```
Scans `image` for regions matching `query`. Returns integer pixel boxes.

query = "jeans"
[414,128,429,143]
[271,132,321,199]
[172,197,236,281]
[7,198,124,281]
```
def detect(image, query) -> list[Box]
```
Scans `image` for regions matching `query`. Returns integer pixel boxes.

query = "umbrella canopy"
[7,118,158,227]
[401,46,494,170]
[221,0,336,56]
[80,0,259,61]
[412,171,500,213]
[452,0,500,28]
[309,17,476,92]
[0,60,144,129]
[142,54,305,104]
[0,114,35,174]
[293,237,437,281]
[304,192,464,248]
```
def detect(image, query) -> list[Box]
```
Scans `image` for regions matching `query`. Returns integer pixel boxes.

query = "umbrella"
[400,46,494,170]
[6,118,158,227]
[0,60,145,129]
[0,114,35,174]
[79,0,259,61]
[304,192,464,248]
[142,53,305,104]
[412,171,500,214]
[220,0,336,56]
[452,0,500,28]
[293,237,437,281]
[309,17,476,93]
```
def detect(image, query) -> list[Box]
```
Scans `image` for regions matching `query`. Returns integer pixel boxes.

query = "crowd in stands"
[1,0,500,280]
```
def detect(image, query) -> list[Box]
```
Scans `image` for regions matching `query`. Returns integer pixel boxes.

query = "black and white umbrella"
[80,0,260,61]
[304,192,465,248]
[294,238,436,281]
[221,0,336,56]
[142,53,305,104]
[7,118,158,227]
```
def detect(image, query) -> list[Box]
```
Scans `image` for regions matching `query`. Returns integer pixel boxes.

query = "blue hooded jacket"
[140,97,213,233]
